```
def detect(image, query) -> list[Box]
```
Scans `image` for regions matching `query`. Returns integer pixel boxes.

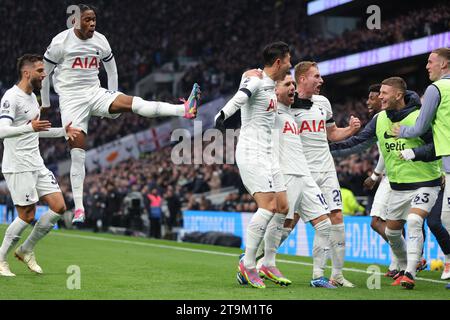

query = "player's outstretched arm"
[400,142,440,162]
[214,91,248,129]
[38,121,82,141]
[0,116,51,139]
[214,76,260,129]
[329,115,378,155]
[327,115,361,142]
[395,86,439,138]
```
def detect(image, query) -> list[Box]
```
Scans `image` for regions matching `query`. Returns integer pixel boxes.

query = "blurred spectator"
[122,185,145,232]
[147,188,163,239]
[165,187,182,235]
[341,187,365,216]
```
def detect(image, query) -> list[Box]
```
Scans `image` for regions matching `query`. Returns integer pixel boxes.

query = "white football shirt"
[273,103,311,175]
[44,28,113,97]
[291,94,336,173]
[237,71,277,162]
[0,86,45,173]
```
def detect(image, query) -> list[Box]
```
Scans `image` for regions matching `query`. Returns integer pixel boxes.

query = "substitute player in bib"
[291,61,360,287]
[216,42,291,289]
[332,84,402,276]
[0,54,81,276]
[393,48,450,283]
[41,4,201,224]
[331,77,441,289]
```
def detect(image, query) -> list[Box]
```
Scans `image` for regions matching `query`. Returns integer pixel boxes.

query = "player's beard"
[31,77,42,91]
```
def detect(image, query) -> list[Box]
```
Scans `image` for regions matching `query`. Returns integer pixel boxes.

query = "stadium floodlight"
[302,31,450,76]
[307,0,354,16]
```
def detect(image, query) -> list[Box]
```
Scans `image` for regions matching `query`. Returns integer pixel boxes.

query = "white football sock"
[131,97,185,117]
[441,210,450,235]
[388,247,399,271]
[0,218,29,261]
[21,210,61,253]
[263,213,286,267]
[280,227,293,247]
[312,218,331,279]
[255,239,265,262]
[385,227,407,271]
[243,208,273,269]
[255,226,293,263]
[330,223,346,279]
[70,148,86,211]
[406,214,424,278]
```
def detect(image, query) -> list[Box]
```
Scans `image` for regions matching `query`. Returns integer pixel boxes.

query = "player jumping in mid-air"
[215,42,292,289]
[0,54,81,276]
[41,4,201,224]
[290,61,360,287]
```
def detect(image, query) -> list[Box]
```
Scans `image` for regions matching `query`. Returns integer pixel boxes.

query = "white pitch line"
[53,232,449,285]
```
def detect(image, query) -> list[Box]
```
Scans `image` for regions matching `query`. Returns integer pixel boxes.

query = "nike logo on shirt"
[384,131,396,139]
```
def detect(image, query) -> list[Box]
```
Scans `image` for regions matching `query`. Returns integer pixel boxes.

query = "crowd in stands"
[48,96,377,231]
[1,0,448,97]
[1,0,447,232]
[0,0,448,167]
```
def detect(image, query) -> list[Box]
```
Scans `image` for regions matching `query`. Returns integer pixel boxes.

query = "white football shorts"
[310,170,343,212]
[285,174,329,222]
[4,168,61,206]
[236,152,286,195]
[443,173,450,212]
[386,186,440,221]
[370,176,391,220]
[59,87,122,134]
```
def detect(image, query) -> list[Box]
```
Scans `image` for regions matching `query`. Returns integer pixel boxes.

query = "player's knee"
[313,216,332,232]
[53,203,66,215]
[278,204,289,215]
[370,217,380,231]
[20,210,35,224]
[330,210,343,224]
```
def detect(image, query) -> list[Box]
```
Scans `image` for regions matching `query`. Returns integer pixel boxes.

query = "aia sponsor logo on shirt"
[266,99,276,112]
[299,120,325,133]
[71,56,99,69]
[283,119,325,134]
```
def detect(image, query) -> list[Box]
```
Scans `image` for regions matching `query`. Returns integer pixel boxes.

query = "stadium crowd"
[1,0,448,97]
[0,0,447,232]
[0,0,448,167]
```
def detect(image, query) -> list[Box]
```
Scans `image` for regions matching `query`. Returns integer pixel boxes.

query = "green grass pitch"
[0,225,448,300]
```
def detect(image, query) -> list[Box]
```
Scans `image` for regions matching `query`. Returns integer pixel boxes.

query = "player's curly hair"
[78,3,98,15]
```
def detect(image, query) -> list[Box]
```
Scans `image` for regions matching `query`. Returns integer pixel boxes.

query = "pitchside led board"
[0,205,58,229]
[183,210,445,268]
